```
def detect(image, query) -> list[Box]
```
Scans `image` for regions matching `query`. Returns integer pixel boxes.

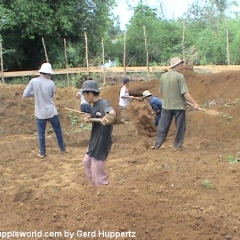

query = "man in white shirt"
[118,78,133,121]
[76,89,92,113]
[119,78,133,107]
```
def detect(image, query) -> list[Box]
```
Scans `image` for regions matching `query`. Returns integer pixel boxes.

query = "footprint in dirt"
[13,189,41,202]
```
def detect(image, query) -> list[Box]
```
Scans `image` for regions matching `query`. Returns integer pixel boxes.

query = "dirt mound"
[101,70,240,141]
[128,101,157,137]
[101,80,160,117]
[0,84,80,137]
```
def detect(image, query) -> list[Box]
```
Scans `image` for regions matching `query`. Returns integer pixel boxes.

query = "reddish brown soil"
[0,69,240,240]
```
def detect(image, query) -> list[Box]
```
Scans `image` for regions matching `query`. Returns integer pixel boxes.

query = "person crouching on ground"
[76,88,91,113]
[82,80,116,187]
[142,90,162,126]
[23,63,66,158]
[152,57,199,150]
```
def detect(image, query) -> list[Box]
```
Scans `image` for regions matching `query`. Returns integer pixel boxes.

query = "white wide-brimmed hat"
[39,63,54,74]
[142,90,153,98]
[170,57,184,69]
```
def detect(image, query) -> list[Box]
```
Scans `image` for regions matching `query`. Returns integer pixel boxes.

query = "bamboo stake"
[64,38,70,86]
[123,31,127,77]
[101,37,106,85]
[143,26,150,81]
[84,32,89,78]
[225,17,230,65]
[182,21,186,63]
[41,37,49,63]
[0,41,4,83]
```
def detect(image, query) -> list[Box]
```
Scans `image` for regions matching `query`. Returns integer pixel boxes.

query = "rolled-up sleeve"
[179,75,188,95]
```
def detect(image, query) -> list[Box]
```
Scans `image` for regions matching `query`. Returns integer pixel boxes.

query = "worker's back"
[160,70,188,110]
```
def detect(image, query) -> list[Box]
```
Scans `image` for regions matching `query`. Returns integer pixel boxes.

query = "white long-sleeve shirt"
[119,85,129,107]
[23,77,58,119]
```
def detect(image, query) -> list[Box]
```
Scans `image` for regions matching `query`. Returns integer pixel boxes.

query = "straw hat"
[170,57,184,69]
[142,90,153,98]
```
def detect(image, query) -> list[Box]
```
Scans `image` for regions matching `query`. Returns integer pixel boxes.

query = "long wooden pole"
[182,21,186,62]
[143,26,150,81]
[84,32,89,78]
[123,31,127,77]
[225,17,230,65]
[101,37,106,85]
[41,37,49,63]
[0,41,4,83]
[64,38,70,86]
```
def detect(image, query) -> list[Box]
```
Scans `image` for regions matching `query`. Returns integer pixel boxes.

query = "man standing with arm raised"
[152,57,199,150]
[23,63,66,158]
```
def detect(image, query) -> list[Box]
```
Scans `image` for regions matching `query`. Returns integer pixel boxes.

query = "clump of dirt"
[128,101,156,137]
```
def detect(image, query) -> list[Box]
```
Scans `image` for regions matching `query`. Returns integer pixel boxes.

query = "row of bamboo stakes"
[0,25,151,85]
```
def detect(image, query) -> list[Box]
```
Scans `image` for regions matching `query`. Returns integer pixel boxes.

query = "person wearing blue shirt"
[142,90,162,126]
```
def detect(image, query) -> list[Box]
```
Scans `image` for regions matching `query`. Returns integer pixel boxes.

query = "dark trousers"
[154,109,186,149]
[37,115,65,155]
[80,103,91,114]
[155,112,162,126]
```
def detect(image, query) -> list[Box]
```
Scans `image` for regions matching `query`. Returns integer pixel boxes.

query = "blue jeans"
[37,115,65,155]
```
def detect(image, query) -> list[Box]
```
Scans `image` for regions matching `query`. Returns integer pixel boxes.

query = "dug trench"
[0,68,240,240]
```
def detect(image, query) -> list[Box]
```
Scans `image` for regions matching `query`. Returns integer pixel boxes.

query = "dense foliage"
[0,0,114,70]
[0,0,240,70]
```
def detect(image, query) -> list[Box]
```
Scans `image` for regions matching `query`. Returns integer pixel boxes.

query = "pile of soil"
[128,101,157,137]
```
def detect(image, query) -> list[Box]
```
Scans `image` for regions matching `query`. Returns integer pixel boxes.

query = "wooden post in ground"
[0,41,4,83]
[84,32,89,79]
[101,37,106,85]
[64,38,70,86]
[123,31,127,77]
[41,37,49,63]
[182,21,186,63]
[143,26,150,81]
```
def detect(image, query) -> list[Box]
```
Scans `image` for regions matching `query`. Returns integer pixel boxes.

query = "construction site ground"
[0,68,240,240]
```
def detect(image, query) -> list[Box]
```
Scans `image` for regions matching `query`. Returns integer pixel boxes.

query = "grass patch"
[201,179,214,189]
[225,153,240,165]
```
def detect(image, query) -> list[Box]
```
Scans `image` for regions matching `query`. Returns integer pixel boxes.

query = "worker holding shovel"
[118,77,134,121]
[152,57,199,150]
[81,80,116,187]
[142,90,162,126]
[23,63,66,158]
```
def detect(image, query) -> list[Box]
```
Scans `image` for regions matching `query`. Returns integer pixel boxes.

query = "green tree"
[0,0,115,70]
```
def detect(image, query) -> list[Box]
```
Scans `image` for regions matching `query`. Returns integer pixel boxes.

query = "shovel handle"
[186,102,205,112]
[89,118,103,122]
[64,107,90,115]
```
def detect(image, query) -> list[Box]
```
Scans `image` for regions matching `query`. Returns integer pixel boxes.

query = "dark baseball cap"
[82,80,100,93]
[123,77,130,84]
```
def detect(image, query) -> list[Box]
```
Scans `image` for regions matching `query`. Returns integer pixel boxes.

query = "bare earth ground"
[0,69,240,240]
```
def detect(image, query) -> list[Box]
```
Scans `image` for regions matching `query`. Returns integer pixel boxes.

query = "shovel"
[64,107,90,116]
[64,107,125,124]
[186,102,219,116]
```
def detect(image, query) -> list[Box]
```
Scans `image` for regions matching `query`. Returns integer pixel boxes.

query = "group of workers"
[23,56,199,187]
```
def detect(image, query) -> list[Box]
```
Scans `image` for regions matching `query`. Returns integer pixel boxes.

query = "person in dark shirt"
[142,90,162,126]
[81,80,116,187]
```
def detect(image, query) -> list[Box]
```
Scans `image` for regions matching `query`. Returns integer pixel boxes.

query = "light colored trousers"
[83,154,108,187]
